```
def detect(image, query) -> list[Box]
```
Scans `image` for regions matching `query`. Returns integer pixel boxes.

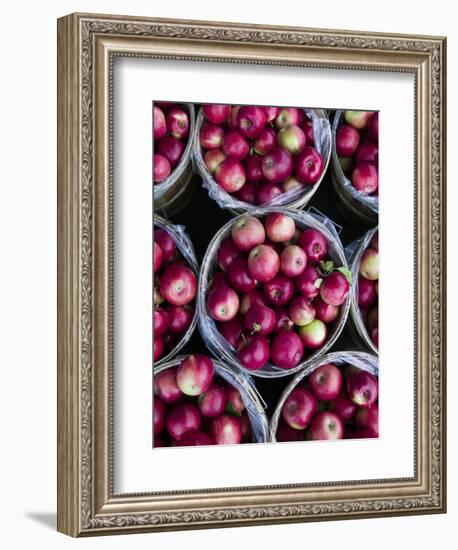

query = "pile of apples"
[276,362,378,441]
[335,110,379,196]
[153,227,197,362]
[153,102,190,184]
[199,104,324,205]
[154,355,254,446]
[357,231,379,348]
[206,212,352,372]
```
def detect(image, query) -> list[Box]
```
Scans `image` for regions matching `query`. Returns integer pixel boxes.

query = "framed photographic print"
[57,13,447,536]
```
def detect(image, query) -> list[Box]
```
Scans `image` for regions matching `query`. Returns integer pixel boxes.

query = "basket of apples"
[270,351,378,442]
[153,354,269,447]
[198,209,352,378]
[193,104,331,213]
[153,102,196,217]
[347,228,379,354]
[154,216,199,365]
[331,110,379,228]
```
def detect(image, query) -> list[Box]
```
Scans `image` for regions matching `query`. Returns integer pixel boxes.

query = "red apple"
[211,268,229,289]
[153,154,171,183]
[204,149,226,174]
[296,265,322,300]
[167,305,194,334]
[265,212,296,243]
[237,334,270,371]
[366,304,378,331]
[153,307,170,337]
[208,286,240,321]
[218,316,244,348]
[154,229,176,261]
[244,304,276,335]
[298,319,327,349]
[314,296,340,324]
[295,147,324,184]
[358,277,377,309]
[248,245,280,282]
[227,258,257,293]
[245,154,264,182]
[200,122,225,149]
[308,363,343,401]
[153,397,166,435]
[277,124,306,154]
[289,296,316,327]
[276,420,305,442]
[262,148,293,183]
[166,107,189,139]
[202,104,231,124]
[275,107,301,129]
[368,112,379,141]
[198,384,227,417]
[355,403,379,436]
[271,331,304,369]
[231,215,265,252]
[320,271,350,307]
[355,142,378,164]
[255,182,283,205]
[153,337,165,361]
[371,328,379,347]
[309,411,344,440]
[222,129,250,160]
[166,402,201,440]
[239,289,267,315]
[157,136,185,168]
[154,436,165,447]
[226,387,245,415]
[254,127,277,155]
[298,228,328,263]
[359,248,379,280]
[282,387,317,429]
[282,176,303,193]
[210,414,243,444]
[160,264,197,306]
[178,430,213,446]
[336,124,360,157]
[301,118,314,145]
[328,392,358,421]
[344,111,373,129]
[235,105,266,139]
[235,181,257,204]
[215,158,246,193]
[274,307,294,332]
[153,106,167,141]
[263,274,295,306]
[176,355,214,396]
[352,163,378,194]
[280,245,307,277]
[153,241,163,273]
[217,239,241,271]
[263,106,279,122]
[346,369,378,408]
[154,368,182,404]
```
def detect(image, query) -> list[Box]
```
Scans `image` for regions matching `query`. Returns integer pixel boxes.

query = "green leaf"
[336,266,353,285]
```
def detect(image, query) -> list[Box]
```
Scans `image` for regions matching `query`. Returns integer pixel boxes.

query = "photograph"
[153,103,379,448]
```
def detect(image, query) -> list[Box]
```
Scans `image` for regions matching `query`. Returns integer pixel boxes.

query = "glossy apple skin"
[154,368,182,404]
[239,289,267,315]
[265,213,296,243]
[282,176,303,193]
[154,229,176,261]
[210,414,243,445]
[198,384,227,417]
[261,148,293,184]
[227,258,257,293]
[226,387,245,415]
[215,158,246,193]
[352,162,378,194]
[276,420,306,442]
[153,241,163,273]
[371,328,379,347]
[153,307,170,337]
[328,392,358,421]
[346,369,378,408]
[320,271,350,307]
[336,125,360,157]
[153,397,166,435]
[217,316,244,348]
[263,106,279,122]
[282,387,317,429]
[298,319,327,349]
[359,248,379,280]
[295,265,322,300]
[153,106,167,141]
[178,430,213,446]
[280,245,307,277]
[231,216,266,252]
[204,149,226,174]
[271,331,304,370]
[176,355,214,396]
[245,154,264,182]
[255,182,282,205]
[237,335,270,371]
[355,142,378,164]
[309,411,344,440]
[277,124,306,154]
[289,296,316,327]
[166,402,201,440]
[248,245,280,283]
[167,305,193,334]
[153,154,171,183]
[207,286,240,322]
[199,122,225,150]
[314,296,340,324]
[222,129,250,160]
[274,307,294,333]
[275,107,301,129]
[355,403,379,436]
[298,229,328,263]
[308,364,343,401]
[368,112,379,141]
[263,274,295,307]
[235,181,257,204]
[202,104,232,124]
[157,136,185,168]
[166,107,189,139]
[344,110,373,129]
[159,264,197,306]
[217,239,241,271]
[153,337,165,361]
[244,304,276,336]
[358,277,377,309]
[295,147,324,184]
[254,127,277,155]
[235,106,266,139]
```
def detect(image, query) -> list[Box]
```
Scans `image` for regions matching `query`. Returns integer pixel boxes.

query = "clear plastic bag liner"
[198,208,351,379]
[153,103,196,202]
[153,216,199,365]
[269,350,378,441]
[332,111,379,215]
[345,227,378,355]
[154,356,269,443]
[192,108,332,212]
